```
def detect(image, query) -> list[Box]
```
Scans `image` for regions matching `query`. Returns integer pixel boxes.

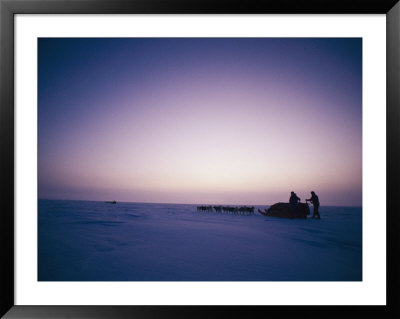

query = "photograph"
[38,37,362,282]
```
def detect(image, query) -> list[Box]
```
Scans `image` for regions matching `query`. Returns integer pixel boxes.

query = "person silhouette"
[289,191,301,204]
[289,191,301,217]
[306,191,320,219]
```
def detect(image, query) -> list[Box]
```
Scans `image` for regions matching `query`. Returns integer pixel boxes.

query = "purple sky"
[38,38,362,206]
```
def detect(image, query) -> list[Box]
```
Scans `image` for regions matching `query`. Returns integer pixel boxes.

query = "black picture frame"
[1,0,399,318]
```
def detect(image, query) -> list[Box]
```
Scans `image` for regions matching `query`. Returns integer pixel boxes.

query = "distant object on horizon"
[105,200,117,204]
[197,205,254,215]
[258,202,310,219]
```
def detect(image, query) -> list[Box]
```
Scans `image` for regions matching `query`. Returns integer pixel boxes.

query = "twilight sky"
[38,38,362,206]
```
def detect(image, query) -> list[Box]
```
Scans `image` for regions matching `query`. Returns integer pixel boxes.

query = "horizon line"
[37,198,362,208]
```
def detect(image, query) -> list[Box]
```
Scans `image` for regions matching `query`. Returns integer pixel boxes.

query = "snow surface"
[38,200,362,281]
